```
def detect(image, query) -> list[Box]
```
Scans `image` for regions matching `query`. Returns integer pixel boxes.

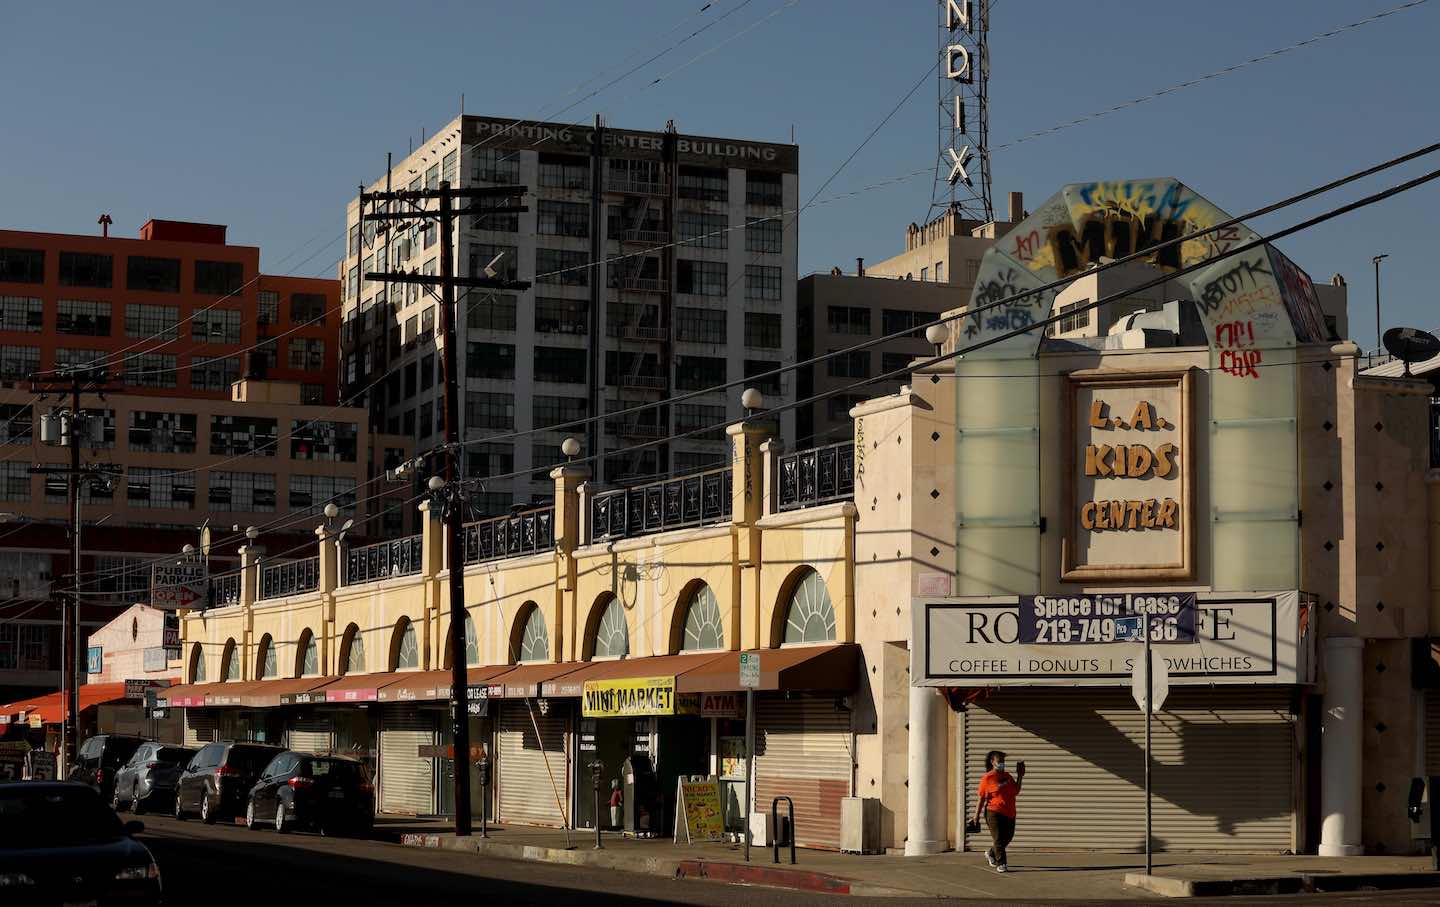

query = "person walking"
[972,750,1024,873]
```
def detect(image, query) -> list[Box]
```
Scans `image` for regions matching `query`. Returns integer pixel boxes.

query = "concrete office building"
[340,115,799,513]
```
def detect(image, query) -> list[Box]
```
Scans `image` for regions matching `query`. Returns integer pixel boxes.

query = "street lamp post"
[1373,253,1389,359]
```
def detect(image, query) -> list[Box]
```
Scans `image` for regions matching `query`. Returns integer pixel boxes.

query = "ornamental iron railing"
[462,506,556,565]
[208,572,241,609]
[343,535,423,585]
[777,441,855,511]
[590,466,732,542]
[259,557,320,600]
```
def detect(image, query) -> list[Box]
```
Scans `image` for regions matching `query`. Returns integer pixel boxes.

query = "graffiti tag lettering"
[1050,215,1183,277]
[1196,258,1271,316]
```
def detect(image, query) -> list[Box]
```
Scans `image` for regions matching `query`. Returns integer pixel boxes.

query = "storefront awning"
[378,665,516,703]
[2,682,135,726]
[241,677,335,708]
[312,673,401,704]
[680,644,859,693]
[485,662,588,698]
[541,652,732,697]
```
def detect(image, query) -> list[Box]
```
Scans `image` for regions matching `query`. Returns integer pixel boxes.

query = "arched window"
[297,630,319,677]
[592,597,629,660]
[464,612,479,667]
[680,583,724,652]
[189,642,206,683]
[782,568,837,645]
[391,618,419,670]
[340,624,365,675]
[222,639,240,681]
[257,634,277,679]
[517,606,549,663]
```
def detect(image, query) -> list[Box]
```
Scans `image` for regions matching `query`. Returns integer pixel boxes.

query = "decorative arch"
[583,593,630,661]
[671,581,724,654]
[443,612,479,670]
[772,566,837,647]
[295,628,319,677]
[510,602,549,664]
[188,642,206,683]
[339,623,365,675]
[221,638,239,681]
[389,617,419,671]
[255,633,277,679]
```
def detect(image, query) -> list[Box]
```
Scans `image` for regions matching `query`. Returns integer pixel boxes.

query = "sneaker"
[996,864,1008,874]
[985,849,997,867]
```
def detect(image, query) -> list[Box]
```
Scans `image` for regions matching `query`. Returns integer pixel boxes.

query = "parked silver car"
[110,742,197,814]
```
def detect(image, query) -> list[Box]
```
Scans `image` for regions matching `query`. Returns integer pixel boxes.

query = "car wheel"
[275,801,289,834]
[200,791,215,824]
[174,792,186,821]
[111,786,126,812]
[131,783,145,815]
[246,799,259,831]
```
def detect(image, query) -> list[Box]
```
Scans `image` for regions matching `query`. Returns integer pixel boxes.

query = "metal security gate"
[184,710,216,746]
[497,703,569,827]
[961,688,1295,853]
[1425,691,1440,776]
[288,719,332,754]
[754,697,854,850]
[379,705,435,815]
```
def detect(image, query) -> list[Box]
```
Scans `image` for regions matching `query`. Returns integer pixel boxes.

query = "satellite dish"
[1382,327,1440,376]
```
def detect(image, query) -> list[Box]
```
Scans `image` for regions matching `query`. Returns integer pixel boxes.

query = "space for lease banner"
[1018,592,1196,644]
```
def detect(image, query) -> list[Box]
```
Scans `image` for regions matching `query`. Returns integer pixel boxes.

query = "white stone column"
[905,685,949,855]
[1319,636,1365,856]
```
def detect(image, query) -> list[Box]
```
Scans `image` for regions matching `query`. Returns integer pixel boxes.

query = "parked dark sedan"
[111,743,196,814]
[68,734,148,805]
[246,752,374,835]
[173,741,283,824]
[0,781,160,905]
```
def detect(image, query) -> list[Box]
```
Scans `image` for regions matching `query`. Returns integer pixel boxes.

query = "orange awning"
[679,645,859,693]
[4,682,133,725]
[240,677,335,708]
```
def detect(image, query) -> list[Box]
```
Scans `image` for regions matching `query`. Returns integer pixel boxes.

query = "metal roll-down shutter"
[379,705,434,815]
[754,696,853,850]
[497,702,569,827]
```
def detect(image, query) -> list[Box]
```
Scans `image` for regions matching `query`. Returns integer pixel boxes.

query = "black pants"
[986,811,1016,866]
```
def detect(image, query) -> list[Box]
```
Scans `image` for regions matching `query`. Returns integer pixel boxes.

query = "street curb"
[397,832,931,897]
[1124,870,1440,898]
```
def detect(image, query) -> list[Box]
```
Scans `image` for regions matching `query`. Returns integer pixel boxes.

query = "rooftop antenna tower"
[931,0,992,222]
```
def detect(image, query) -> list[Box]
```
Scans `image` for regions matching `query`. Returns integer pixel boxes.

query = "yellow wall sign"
[582,676,678,717]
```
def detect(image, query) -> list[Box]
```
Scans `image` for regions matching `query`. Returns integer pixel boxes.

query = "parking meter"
[589,760,604,849]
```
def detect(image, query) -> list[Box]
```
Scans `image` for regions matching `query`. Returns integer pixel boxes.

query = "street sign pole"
[739,652,761,863]
[1144,612,1152,877]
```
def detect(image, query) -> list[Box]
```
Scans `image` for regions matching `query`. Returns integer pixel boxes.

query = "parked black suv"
[67,734,147,805]
[246,752,375,835]
[174,741,284,824]
[110,742,197,813]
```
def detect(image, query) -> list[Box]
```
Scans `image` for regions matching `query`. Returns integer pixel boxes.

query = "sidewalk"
[381,818,1439,898]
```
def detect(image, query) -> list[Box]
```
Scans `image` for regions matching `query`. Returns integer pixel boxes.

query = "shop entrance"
[574,717,638,829]
[655,716,709,835]
[438,715,492,819]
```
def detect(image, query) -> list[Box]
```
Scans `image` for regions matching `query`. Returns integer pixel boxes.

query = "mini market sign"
[582,676,679,718]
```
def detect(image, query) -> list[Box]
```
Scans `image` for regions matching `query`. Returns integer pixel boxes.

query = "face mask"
[994,762,1006,773]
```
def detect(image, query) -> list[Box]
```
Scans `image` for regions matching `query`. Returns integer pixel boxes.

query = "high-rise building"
[341,115,799,511]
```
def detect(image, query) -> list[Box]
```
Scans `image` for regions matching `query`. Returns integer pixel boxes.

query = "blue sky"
[3,0,1436,349]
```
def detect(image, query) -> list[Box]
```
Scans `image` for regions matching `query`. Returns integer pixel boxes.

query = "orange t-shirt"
[977,770,1019,818]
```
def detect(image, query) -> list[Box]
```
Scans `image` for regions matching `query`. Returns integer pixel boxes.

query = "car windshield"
[308,759,369,782]
[0,786,125,848]
[156,747,195,765]
[102,739,145,767]
[225,746,281,774]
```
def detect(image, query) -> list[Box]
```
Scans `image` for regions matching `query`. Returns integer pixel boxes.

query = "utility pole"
[1373,253,1389,358]
[30,367,122,777]
[361,180,529,835]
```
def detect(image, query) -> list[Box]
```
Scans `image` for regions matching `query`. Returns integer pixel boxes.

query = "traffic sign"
[1131,650,1170,714]
[739,653,760,689]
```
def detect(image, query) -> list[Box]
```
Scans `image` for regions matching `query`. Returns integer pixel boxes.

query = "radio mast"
[931,0,992,222]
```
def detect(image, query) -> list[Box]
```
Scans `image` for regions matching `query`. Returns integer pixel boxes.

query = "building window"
[56,300,111,336]
[418,402,434,438]
[679,584,725,651]
[935,261,945,282]
[0,296,43,333]
[0,346,40,381]
[676,260,726,296]
[534,346,586,384]
[127,466,196,510]
[537,200,589,238]
[608,157,664,192]
[420,353,435,391]
[191,309,242,344]
[882,352,917,374]
[471,207,519,232]
[529,443,575,481]
[128,411,197,453]
[744,312,782,348]
[58,252,112,288]
[829,305,872,335]
[194,260,244,295]
[472,491,514,516]
[467,294,517,332]
[466,442,514,477]
[256,337,279,370]
[126,256,181,293]
[678,166,727,202]
[0,403,32,445]
[827,394,867,423]
[745,217,782,253]
[425,163,439,190]
[347,266,358,301]
[288,474,356,514]
[470,148,519,184]
[674,355,726,391]
[0,248,44,284]
[535,248,589,286]
[0,462,30,502]
[605,351,660,384]
[0,625,49,670]
[920,267,928,282]
[881,309,928,336]
[291,293,327,325]
[301,383,324,405]
[745,359,782,395]
[287,338,326,370]
[1058,300,1091,333]
[538,153,590,190]
[465,391,515,430]
[533,395,585,430]
[466,342,516,380]
[674,403,725,440]
[191,355,240,392]
[290,420,357,462]
[745,170,783,207]
[745,264,782,302]
[257,290,280,325]
[534,297,587,335]
[469,243,518,282]
[121,353,177,388]
[677,210,728,250]
[675,307,727,345]
[442,149,458,184]
[53,348,107,374]
[419,306,435,344]
[674,450,725,474]
[606,302,661,338]
[209,471,277,512]
[826,349,870,379]
[210,415,278,456]
[125,304,180,340]
[348,224,360,256]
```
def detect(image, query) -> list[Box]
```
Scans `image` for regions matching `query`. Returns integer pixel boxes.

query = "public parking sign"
[739,653,760,689]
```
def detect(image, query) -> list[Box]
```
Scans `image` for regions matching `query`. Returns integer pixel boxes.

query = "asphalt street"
[134,815,1440,906]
